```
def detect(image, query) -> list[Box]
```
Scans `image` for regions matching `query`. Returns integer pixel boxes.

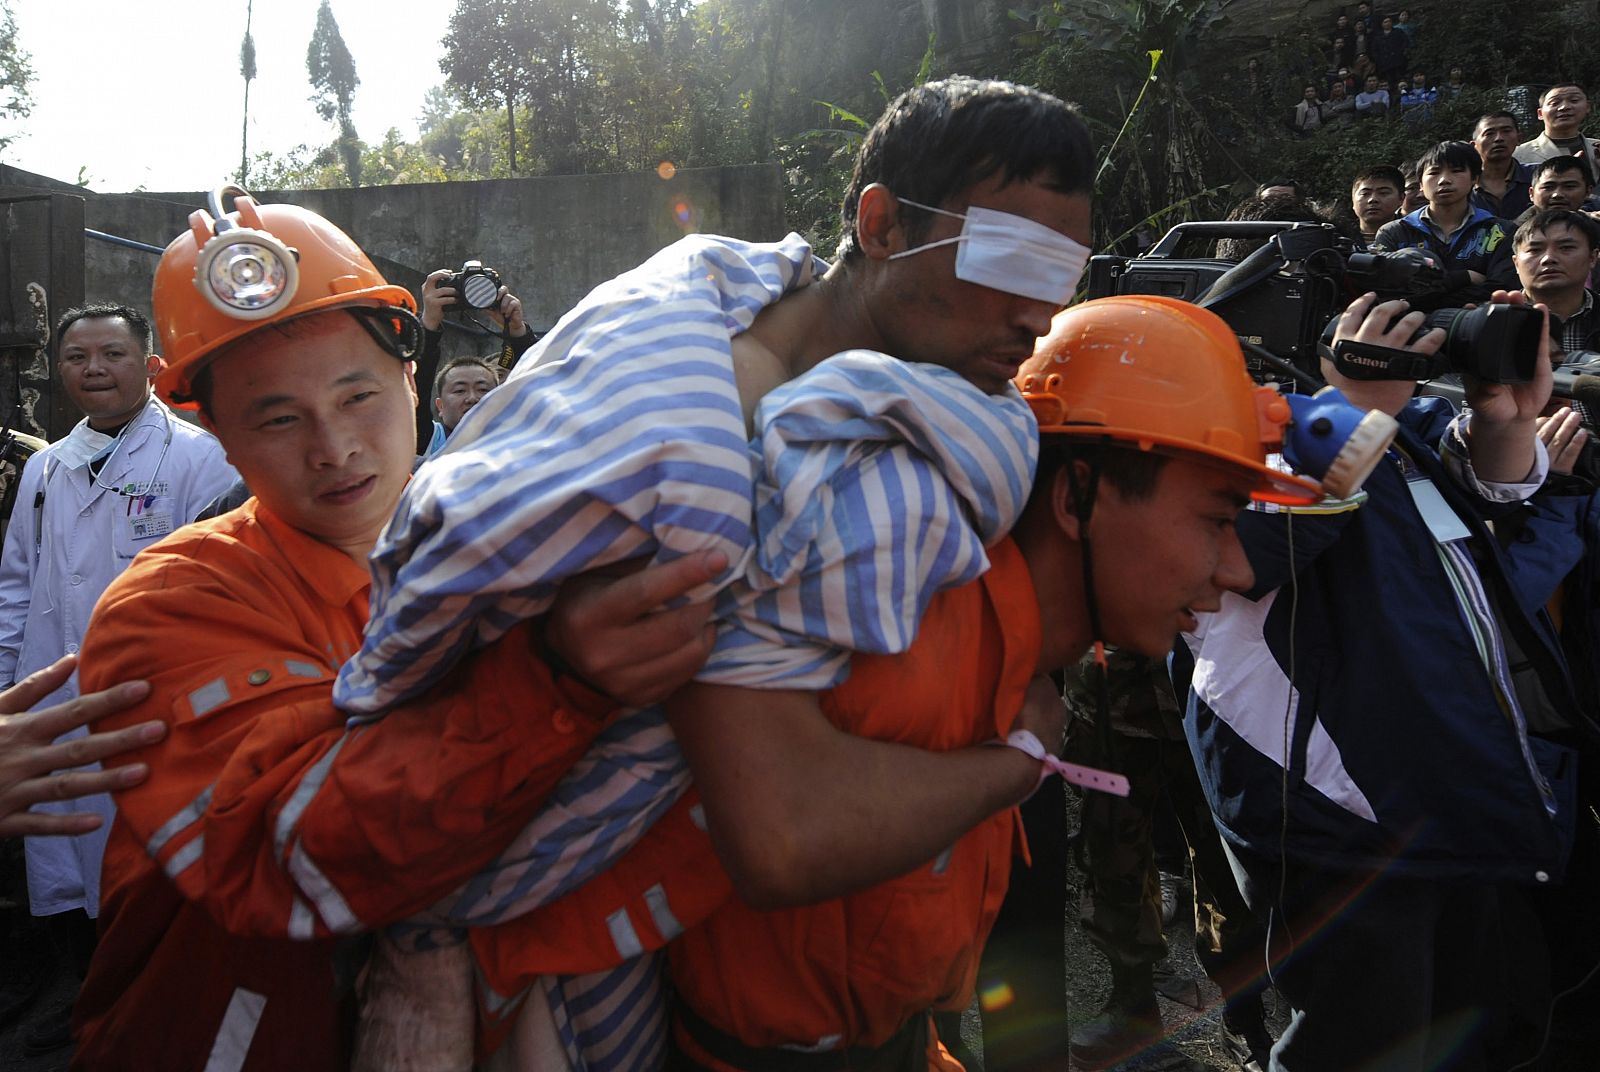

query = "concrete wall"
[0,163,786,438]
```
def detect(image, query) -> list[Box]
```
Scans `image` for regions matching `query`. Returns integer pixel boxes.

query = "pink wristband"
[1000,729,1131,798]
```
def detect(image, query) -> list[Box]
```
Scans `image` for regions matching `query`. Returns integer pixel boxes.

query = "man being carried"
[660,297,1332,1070]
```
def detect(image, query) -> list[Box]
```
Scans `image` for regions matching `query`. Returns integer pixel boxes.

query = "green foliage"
[307,0,361,185]
[239,33,256,83]
[1407,0,1600,93]
[1011,0,1243,252]
[0,0,33,157]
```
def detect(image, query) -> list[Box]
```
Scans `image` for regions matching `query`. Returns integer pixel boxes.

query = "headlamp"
[195,229,300,319]
[1280,386,1397,499]
[191,184,301,321]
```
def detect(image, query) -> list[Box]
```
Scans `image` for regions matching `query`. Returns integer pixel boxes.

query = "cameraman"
[414,268,538,451]
[1181,292,1590,1071]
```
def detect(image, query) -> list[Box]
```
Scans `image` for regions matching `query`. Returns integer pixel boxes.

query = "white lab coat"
[0,395,237,916]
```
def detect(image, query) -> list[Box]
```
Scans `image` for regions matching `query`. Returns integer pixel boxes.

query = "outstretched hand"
[0,655,166,838]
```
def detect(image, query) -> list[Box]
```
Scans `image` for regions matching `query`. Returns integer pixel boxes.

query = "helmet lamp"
[194,227,300,320]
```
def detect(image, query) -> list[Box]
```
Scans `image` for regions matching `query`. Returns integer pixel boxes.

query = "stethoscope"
[34,401,175,553]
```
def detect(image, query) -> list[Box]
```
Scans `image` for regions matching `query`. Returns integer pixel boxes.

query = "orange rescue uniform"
[72,499,618,1072]
[472,537,1042,1069]
[667,537,1041,1067]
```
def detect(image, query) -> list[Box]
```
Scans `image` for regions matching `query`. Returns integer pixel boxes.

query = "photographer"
[1181,292,1590,1070]
[1371,141,1519,305]
[414,266,537,451]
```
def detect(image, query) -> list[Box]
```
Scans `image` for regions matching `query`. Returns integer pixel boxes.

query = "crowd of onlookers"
[1278,5,1465,132]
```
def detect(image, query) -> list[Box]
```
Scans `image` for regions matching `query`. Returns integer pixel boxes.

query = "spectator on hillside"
[1351,164,1406,247]
[1515,84,1600,193]
[1400,71,1438,123]
[1442,66,1467,98]
[1353,51,1377,89]
[1370,16,1409,97]
[1353,1,1375,37]
[1372,140,1519,304]
[1356,74,1390,119]
[1395,8,1417,43]
[1245,57,1273,109]
[1324,81,1357,127]
[1294,85,1326,134]
[1331,33,1355,71]
[1471,111,1534,220]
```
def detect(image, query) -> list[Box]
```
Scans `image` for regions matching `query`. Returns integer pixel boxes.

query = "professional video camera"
[442,260,504,311]
[1085,221,1543,389]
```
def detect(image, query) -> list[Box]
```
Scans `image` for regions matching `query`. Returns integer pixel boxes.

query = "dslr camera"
[442,260,504,311]
[1085,221,1543,389]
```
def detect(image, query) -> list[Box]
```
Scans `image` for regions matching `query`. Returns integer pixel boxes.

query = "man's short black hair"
[1030,439,1171,517]
[1540,83,1588,108]
[54,303,153,358]
[1256,178,1303,199]
[432,356,498,404]
[836,77,1093,261]
[1534,154,1596,187]
[1416,141,1483,180]
[1472,111,1519,137]
[1351,165,1405,193]
[1216,194,1325,260]
[1513,208,1600,253]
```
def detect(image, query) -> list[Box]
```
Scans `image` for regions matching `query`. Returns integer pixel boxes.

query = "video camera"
[442,260,504,311]
[1085,221,1543,389]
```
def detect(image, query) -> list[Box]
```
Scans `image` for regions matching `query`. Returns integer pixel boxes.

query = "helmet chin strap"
[1065,444,1121,868]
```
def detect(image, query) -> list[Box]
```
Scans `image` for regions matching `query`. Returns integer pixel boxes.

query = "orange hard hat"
[1014,295,1323,505]
[152,186,417,405]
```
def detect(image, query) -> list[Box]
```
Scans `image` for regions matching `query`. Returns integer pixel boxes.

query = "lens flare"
[657,161,677,180]
[979,980,1016,1012]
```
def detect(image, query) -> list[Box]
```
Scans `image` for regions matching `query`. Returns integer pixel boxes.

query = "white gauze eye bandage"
[888,196,1090,306]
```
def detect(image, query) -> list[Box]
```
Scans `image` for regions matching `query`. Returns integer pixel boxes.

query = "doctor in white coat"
[0,303,236,926]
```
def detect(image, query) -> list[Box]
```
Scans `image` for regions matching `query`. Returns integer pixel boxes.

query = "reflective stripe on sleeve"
[606,907,644,960]
[146,784,215,856]
[272,735,350,858]
[163,835,205,881]
[201,988,267,1072]
[286,842,361,934]
[642,883,683,942]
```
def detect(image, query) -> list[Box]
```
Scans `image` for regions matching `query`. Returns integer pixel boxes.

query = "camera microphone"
[1551,368,1600,408]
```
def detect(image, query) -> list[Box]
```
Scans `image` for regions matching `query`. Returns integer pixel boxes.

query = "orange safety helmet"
[1014,295,1324,506]
[152,185,417,406]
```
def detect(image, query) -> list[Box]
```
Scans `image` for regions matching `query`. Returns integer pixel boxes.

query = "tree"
[307,0,362,185]
[0,0,33,158]
[441,0,536,174]
[239,0,256,183]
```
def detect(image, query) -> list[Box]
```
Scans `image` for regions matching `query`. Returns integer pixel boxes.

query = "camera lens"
[1424,304,1544,383]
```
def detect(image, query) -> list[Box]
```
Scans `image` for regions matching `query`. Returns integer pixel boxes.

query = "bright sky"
[9,0,454,192]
